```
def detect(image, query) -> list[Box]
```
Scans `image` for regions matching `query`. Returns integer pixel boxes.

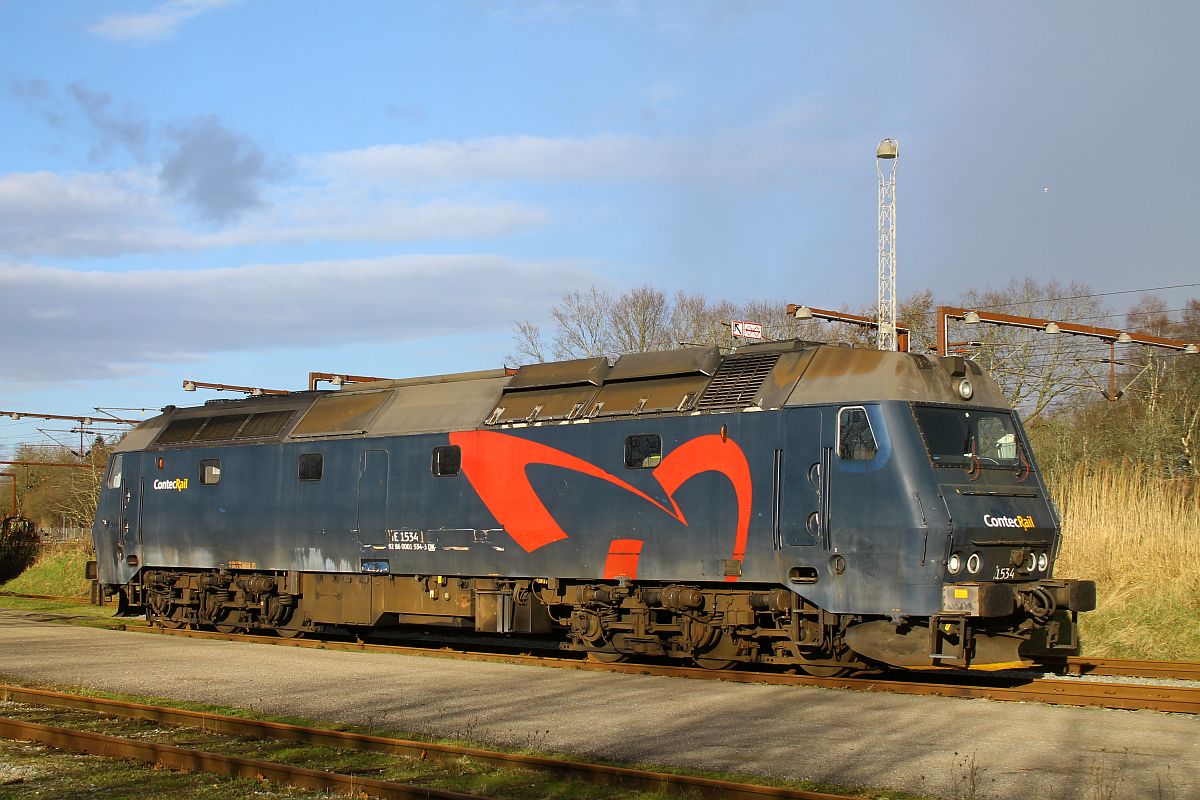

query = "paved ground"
[0,610,1195,800]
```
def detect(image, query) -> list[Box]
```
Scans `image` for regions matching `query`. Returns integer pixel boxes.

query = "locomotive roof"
[116,342,1009,452]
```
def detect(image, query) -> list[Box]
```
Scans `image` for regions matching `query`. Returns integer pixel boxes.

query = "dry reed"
[1052,463,1200,659]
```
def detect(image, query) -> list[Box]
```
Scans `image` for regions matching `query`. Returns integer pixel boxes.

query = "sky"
[1,0,1197,456]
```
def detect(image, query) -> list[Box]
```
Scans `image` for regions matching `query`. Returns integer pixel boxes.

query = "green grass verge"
[0,737,327,800]
[0,541,93,598]
[0,675,927,800]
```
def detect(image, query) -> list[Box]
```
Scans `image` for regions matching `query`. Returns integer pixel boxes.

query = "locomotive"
[90,340,1095,673]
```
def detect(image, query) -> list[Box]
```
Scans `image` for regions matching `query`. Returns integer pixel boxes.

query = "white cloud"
[89,0,237,44]
[0,256,599,382]
[0,170,173,257]
[0,169,546,258]
[312,130,839,188]
[0,122,837,260]
[312,134,685,184]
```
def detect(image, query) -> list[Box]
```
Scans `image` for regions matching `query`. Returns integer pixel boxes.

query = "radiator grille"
[696,352,780,411]
[237,410,295,439]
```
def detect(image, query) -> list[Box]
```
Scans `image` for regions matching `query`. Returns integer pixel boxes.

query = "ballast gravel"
[0,610,1195,800]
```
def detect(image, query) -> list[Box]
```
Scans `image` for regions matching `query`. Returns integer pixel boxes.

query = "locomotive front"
[818,358,1097,669]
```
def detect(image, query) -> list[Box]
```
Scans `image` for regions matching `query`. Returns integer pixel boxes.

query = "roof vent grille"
[696,352,781,411]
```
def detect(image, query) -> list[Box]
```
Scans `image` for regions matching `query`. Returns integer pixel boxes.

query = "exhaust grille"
[696,352,781,411]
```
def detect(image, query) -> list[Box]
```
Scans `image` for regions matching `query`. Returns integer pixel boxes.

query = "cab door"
[356,449,390,547]
[777,408,824,550]
[117,466,143,579]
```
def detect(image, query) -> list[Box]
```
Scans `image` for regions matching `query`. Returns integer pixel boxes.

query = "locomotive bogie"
[92,341,1097,671]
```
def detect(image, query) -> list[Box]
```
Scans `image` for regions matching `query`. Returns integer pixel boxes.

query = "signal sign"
[731,320,763,340]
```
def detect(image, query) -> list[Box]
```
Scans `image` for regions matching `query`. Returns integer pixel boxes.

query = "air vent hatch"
[696,352,781,411]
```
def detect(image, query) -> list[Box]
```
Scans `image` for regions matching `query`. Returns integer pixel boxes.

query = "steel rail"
[116,624,1200,714]
[1059,657,1200,682]
[0,684,855,800]
[0,716,488,799]
[9,596,1200,682]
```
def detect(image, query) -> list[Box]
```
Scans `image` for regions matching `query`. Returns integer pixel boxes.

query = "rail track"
[4,594,1199,713]
[0,683,854,800]
[117,622,1200,715]
[1054,656,1200,682]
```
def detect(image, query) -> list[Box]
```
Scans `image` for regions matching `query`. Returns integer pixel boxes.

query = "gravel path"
[0,611,1195,799]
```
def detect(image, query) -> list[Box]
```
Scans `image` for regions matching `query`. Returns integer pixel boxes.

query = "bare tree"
[958,278,1110,422]
[550,286,615,360]
[670,291,738,349]
[897,289,936,353]
[609,285,672,354]
[507,320,547,365]
[11,441,110,529]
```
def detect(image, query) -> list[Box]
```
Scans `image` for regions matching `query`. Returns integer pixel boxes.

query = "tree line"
[511,278,1200,477]
[4,437,112,531]
[7,277,1196,531]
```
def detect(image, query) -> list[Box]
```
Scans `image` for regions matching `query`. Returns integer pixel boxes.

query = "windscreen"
[913,406,1022,469]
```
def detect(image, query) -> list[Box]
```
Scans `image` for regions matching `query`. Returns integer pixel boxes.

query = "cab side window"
[106,454,124,489]
[200,459,221,485]
[298,453,323,482]
[838,407,878,461]
[624,434,662,469]
[432,445,461,477]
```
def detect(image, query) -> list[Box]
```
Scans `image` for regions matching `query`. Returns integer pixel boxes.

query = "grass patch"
[0,597,121,629]
[0,540,93,598]
[1052,463,1200,660]
[0,679,925,799]
[0,737,335,800]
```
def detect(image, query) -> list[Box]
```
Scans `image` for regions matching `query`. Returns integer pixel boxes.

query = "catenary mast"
[876,138,898,351]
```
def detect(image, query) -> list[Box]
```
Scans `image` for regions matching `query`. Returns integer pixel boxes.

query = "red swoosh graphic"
[448,430,752,581]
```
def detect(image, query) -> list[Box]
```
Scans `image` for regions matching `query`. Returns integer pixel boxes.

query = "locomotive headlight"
[966,553,982,575]
[956,378,974,400]
[1023,552,1037,572]
[947,552,962,574]
[1037,552,1048,571]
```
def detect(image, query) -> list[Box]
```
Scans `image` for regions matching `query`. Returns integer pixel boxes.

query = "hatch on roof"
[153,408,300,447]
[581,346,720,418]
[505,357,608,390]
[290,390,391,438]
[605,346,720,381]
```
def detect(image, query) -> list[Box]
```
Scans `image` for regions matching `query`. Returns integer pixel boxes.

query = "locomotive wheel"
[146,589,188,629]
[692,632,740,670]
[273,627,306,639]
[211,609,246,634]
[152,606,190,630]
[161,607,190,630]
[799,663,854,678]
[585,648,628,664]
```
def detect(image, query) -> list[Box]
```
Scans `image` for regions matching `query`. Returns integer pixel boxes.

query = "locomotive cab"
[834,400,1096,668]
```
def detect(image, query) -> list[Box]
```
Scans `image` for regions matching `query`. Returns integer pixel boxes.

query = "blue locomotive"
[90,340,1095,672]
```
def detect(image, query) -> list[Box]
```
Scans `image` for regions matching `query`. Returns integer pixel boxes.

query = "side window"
[200,459,221,485]
[624,434,662,469]
[838,407,878,461]
[432,445,461,477]
[106,454,123,489]
[298,453,323,482]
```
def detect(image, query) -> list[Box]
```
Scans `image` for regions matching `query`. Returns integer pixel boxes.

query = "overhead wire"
[967,282,1200,310]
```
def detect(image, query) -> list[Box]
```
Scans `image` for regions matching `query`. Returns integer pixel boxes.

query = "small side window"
[624,434,662,469]
[200,459,221,485]
[838,407,878,461]
[106,454,124,489]
[299,453,323,482]
[432,445,461,477]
